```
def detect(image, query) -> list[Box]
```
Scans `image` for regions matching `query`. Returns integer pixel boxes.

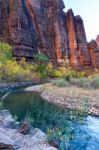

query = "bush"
[52,79,70,87]
[53,70,63,78]
[46,63,53,75]
[91,76,99,89]
[78,78,91,88]
[0,42,13,64]
[70,78,80,85]
[0,60,20,81]
[34,53,49,62]
[76,78,92,89]
[36,64,48,79]
[0,60,38,82]
[70,76,99,89]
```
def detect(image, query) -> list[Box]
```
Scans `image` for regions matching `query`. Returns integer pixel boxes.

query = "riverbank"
[0,80,49,92]
[25,83,99,116]
[0,82,34,92]
[0,110,57,150]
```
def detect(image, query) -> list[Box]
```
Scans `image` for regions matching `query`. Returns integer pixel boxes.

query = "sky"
[64,0,99,41]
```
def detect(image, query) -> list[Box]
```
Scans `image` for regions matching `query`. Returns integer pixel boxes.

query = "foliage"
[24,99,82,149]
[52,79,70,87]
[34,53,49,62]
[51,70,63,78]
[70,78,80,85]
[91,76,99,89]
[36,64,48,79]
[0,42,99,83]
[46,63,54,76]
[0,58,43,82]
[24,96,88,149]
[0,60,32,82]
[70,76,99,89]
[47,67,86,79]
[46,63,53,71]
[77,78,92,89]
[0,101,3,110]
[0,42,12,65]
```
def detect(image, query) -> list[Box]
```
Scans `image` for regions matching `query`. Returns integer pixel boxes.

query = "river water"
[0,90,99,150]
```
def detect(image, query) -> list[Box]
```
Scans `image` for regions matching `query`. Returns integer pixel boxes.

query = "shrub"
[0,60,38,82]
[53,70,63,78]
[47,69,62,78]
[59,67,67,75]
[0,60,20,81]
[91,76,99,89]
[64,74,71,81]
[52,79,70,87]
[70,78,80,85]
[34,53,49,62]
[78,71,86,78]
[70,76,99,89]
[77,78,92,89]
[0,42,13,64]
[70,77,92,89]
[36,64,48,79]
[46,63,53,75]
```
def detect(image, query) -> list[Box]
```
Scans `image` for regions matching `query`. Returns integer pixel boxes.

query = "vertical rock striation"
[88,40,99,68]
[0,0,99,68]
[9,0,38,60]
[66,9,80,67]
[75,15,90,66]
[96,35,99,48]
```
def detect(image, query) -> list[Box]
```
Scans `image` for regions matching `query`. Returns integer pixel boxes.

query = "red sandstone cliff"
[96,35,99,48]
[0,0,99,68]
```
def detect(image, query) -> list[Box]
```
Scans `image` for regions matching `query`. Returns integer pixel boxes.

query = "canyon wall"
[96,35,99,48]
[0,0,99,68]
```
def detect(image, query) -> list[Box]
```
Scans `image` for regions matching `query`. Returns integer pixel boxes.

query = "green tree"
[34,53,49,62]
[0,42,12,65]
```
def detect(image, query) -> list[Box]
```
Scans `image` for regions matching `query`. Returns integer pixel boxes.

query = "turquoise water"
[0,90,99,150]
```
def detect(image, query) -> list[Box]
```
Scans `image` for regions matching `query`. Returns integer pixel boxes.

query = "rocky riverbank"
[0,82,34,93]
[41,91,99,117]
[24,84,99,116]
[0,80,49,92]
[0,110,57,150]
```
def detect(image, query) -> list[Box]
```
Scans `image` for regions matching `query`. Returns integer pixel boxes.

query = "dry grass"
[42,83,98,97]
[41,83,99,109]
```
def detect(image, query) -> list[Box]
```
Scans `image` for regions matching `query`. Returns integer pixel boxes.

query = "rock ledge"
[0,110,57,150]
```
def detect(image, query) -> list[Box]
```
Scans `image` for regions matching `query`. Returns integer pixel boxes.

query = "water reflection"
[1,91,99,150]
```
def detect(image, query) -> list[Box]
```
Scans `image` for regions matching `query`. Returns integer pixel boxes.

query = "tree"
[0,42,12,65]
[34,53,49,62]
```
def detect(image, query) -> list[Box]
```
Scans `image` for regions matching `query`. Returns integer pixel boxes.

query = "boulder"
[18,122,30,135]
[0,129,14,150]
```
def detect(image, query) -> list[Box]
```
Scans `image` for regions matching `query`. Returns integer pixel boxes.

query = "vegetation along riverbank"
[0,41,99,149]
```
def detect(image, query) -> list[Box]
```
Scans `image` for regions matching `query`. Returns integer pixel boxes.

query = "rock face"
[96,35,99,48]
[88,40,99,68]
[0,0,99,68]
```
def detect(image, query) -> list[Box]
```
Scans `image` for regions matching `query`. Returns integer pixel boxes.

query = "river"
[0,89,99,150]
